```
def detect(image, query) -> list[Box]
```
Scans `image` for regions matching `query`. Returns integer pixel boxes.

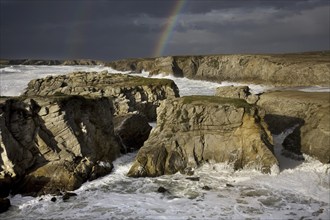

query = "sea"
[0,65,329,220]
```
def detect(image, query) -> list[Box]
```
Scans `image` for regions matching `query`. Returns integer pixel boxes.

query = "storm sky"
[1,0,329,61]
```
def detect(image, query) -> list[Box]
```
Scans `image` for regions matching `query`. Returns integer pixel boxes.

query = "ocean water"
[0,65,329,219]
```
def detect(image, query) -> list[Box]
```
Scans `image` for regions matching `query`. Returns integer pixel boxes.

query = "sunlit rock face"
[107,52,330,87]
[128,96,278,177]
[257,91,330,163]
[23,71,180,121]
[0,96,121,196]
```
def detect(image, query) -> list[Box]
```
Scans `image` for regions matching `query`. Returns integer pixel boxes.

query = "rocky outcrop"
[215,86,259,104]
[114,113,152,153]
[108,51,330,87]
[0,96,121,196]
[23,71,179,121]
[257,91,330,163]
[127,96,278,177]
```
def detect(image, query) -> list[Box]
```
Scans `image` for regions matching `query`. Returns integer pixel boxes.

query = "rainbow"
[153,0,186,57]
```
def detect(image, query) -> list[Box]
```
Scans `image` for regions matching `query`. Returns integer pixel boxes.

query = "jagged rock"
[127,96,278,177]
[257,91,330,163]
[23,72,179,121]
[107,51,330,87]
[0,96,121,195]
[62,192,77,201]
[114,113,152,153]
[215,86,259,104]
[157,186,168,193]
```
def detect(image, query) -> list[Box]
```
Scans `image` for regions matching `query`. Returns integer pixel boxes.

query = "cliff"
[0,96,121,196]
[128,96,278,177]
[0,72,179,197]
[257,91,330,163]
[215,86,330,163]
[23,71,179,121]
[107,51,330,87]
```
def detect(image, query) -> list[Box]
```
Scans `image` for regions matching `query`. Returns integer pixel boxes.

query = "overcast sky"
[1,0,329,61]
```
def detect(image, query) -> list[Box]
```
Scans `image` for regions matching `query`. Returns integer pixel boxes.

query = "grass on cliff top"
[182,95,253,109]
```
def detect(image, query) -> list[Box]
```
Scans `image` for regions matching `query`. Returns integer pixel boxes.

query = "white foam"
[0,65,127,96]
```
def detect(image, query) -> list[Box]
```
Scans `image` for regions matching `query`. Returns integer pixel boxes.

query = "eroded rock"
[128,96,278,177]
[23,72,179,121]
[108,52,330,87]
[114,113,152,153]
[257,91,330,163]
[0,96,121,195]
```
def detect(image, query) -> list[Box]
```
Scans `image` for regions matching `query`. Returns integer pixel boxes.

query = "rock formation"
[216,86,330,163]
[128,96,278,177]
[107,51,330,87]
[257,91,330,163]
[215,86,259,104]
[0,96,121,196]
[114,113,152,153]
[23,71,179,121]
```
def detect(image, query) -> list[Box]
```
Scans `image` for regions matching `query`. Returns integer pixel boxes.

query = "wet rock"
[50,197,57,202]
[202,186,211,191]
[128,96,278,177]
[226,184,235,188]
[0,198,10,213]
[62,192,77,201]
[186,177,200,181]
[157,186,168,193]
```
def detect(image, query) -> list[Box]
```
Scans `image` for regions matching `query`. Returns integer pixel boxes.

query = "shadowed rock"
[114,113,152,153]
[0,96,121,196]
[257,91,330,163]
[23,72,179,121]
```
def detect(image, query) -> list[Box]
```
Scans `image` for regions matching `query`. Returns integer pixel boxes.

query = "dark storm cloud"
[0,0,329,61]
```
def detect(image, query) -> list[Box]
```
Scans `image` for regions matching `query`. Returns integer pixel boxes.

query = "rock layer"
[257,91,330,163]
[24,71,179,121]
[128,96,278,177]
[0,96,121,195]
[108,51,330,87]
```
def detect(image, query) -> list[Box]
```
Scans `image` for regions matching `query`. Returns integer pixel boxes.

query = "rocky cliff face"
[24,71,179,121]
[0,96,121,196]
[257,91,330,163]
[128,96,278,177]
[108,51,330,87]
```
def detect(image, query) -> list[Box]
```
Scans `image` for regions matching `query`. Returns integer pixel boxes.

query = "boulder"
[114,113,152,153]
[0,96,121,195]
[215,86,259,104]
[23,72,179,121]
[257,91,330,163]
[127,96,278,177]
